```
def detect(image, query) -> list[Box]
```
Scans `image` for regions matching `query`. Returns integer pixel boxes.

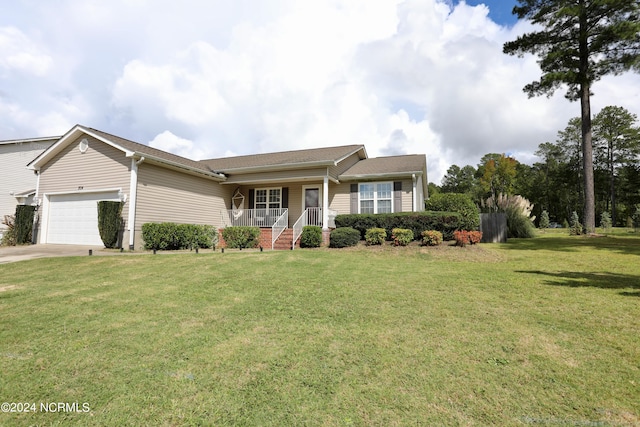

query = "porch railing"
[221,208,288,228]
[271,210,288,249]
[291,207,336,249]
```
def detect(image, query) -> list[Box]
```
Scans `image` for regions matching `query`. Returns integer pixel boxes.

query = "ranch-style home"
[26,125,428,250]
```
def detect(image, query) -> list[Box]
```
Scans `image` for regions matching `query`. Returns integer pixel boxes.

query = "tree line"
[432,105,640,227]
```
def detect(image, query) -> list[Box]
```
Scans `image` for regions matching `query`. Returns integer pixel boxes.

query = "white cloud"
[1,0,639,185]
[0,27,53,75]
[149,130,207,160]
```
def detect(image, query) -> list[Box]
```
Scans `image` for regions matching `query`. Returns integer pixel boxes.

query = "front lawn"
[1,235,639,426]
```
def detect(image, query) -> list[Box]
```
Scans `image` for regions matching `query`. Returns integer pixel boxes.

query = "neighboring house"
[27,125,428,249]
[0,136,58,240]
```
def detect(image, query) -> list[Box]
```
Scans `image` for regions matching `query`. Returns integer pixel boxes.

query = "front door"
[304,187,321,226]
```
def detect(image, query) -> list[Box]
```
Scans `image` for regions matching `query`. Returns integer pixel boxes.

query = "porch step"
[273,228,300,250]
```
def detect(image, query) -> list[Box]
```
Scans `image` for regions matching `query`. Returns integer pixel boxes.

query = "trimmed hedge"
[221,226,260,249]
[425,193,480,230]
[329,227,360,248]
[300,225,322,248]
[334,211,464,241]
[15,205,36,245]
[97,201,123,248]
[143,222,219,250]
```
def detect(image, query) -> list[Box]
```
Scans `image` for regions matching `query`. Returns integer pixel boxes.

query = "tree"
[592,105,640,225]
[504,0,640,233]
[441,164,478,195]
[479,154,518,200]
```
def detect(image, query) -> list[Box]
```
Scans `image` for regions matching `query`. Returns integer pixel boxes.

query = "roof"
[0,136,59,146]
[28,125,225,180]
[201,145,366,173]
[339,154,427,180]
[85,127,216,175]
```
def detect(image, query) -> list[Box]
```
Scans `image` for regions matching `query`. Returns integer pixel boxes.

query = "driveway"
[0,244,113,264]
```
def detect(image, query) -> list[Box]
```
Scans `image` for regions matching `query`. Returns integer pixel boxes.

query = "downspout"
[322,175,329,230]
[412,174,417,212]
[127,157,144,249]
[32,170,41,244]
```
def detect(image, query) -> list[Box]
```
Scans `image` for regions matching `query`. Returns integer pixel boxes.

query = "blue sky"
[455,1,519,26]
[1,0,638,184]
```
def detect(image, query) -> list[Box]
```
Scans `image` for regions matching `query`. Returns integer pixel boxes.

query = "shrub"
[600,211,612,230]
[221,226,260,249]
[468,231,482,244]
[1,215,16,246]
[425,193,480,230]
[569,211,583,235]
[330,227,360,248]
[300,225,322,248]
[421,230,443,246]
[454,230,469,247]
[453,230,483,247]
[14,205,36,245]
[97,201,123,248]
[392,228,413,246]
[365,228,386,245]
[484,194,536,238]
[143,222,219,250]
[562,218,570,229]
[335,212,464,241]
[539,210,550,229]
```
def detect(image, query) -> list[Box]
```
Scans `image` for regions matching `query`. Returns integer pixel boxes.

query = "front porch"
[220,207,335,250]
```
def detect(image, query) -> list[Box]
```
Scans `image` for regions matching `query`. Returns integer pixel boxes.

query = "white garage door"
[47,192,121,245]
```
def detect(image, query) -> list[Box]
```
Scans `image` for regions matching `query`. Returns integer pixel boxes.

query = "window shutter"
[282,187,288,209]
[394,181,402,212]
[350,184,358,214]
[248,189,254,209]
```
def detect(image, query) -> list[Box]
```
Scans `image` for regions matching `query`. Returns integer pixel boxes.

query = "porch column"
[322,175,329,230]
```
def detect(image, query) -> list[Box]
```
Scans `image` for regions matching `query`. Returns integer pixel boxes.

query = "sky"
[1,0,639,185]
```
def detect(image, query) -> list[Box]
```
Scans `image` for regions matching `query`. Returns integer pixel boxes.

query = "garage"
[45,191,121,245]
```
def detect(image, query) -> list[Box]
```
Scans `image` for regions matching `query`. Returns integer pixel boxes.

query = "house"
[0,136,58,240]
[27,125,428,249]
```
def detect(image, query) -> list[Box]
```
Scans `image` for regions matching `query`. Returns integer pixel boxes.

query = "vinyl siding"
[38,135,131,195]
[36,136,132,244]
[328,152,362,181]
[0,141,50,228]
[329,179,415,214]
[135,163,231,231]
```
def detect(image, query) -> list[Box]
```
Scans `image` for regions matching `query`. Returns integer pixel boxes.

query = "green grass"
[1,235,639,426]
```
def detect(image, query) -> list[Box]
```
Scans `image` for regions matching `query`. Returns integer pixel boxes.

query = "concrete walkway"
[0,244,115,264]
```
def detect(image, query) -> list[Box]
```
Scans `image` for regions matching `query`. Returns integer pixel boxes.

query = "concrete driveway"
[0,244,113,264]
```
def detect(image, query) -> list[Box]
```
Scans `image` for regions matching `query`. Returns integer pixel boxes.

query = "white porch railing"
[271,210,288,250]
[291,208,337,249]
[221,208,288,228]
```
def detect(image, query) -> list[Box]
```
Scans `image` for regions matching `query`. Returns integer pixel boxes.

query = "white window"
[359,182,393,214]
[255,188,281,210]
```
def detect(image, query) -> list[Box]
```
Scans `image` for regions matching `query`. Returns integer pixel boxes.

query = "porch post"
[322,175,329,230]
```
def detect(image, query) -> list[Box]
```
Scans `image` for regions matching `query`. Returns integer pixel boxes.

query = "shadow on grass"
[506,235,640,256]
[517,270,640,296]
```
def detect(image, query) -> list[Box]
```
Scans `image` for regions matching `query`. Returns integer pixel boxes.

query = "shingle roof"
[339,154,426,179]
[201,145,365,172]
[85,127,216,175]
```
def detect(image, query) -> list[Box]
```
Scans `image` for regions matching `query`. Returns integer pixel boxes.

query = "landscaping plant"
[421,230,443,246]
[392,228,413,246]
[300,225,322,248]
[365,228,386,245]
[329,227,360,248]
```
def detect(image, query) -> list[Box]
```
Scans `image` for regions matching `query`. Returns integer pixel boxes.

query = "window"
[359,182,393,214]
[255,188,281,210]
